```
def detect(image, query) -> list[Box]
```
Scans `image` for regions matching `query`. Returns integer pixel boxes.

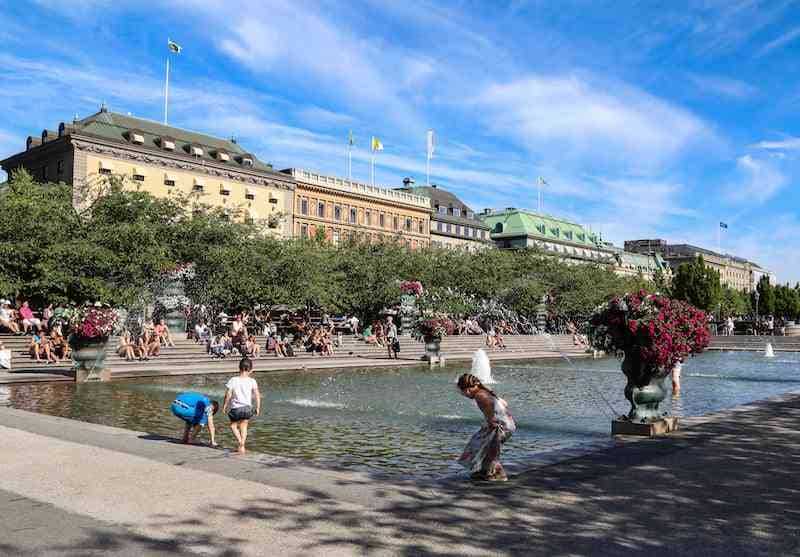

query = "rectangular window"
[456,225,461,235]
[245,190,255,200]
[438,206,447,215]
[57,160,64,174]
[365,210,371,226]
[467,211,474,219]
[133,174,145,182]
[536,224,546,234]
[301,223,309,238]
[480,230,485,240]
[162,140,175,150]
[350,207,357,224]
[418,220,425,234]
[564,231,573,240]
[131,133,144,144]
[333,230,340,245]
[446,223,452,233]
[192,184,204,193]
[300,199,308,215]
[317,201,325,218]
[164,179,175,187]
[393,216,399,230]
[437,221,443,232]
[405,217,412,230]
[379,213,385,228]
[191,146,203,156]
[466,226,472,237]
[220,185,230,196]
[453,207,461,217]
[334,205,342,220]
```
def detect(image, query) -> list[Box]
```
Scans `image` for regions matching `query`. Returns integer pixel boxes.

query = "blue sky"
[1,0,799,282]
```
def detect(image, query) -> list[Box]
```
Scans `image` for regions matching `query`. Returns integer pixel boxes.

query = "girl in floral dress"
[457,373,516,481]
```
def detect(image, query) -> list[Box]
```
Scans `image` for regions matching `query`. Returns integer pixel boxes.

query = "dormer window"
[191,146,204,157]
[467,211,474,219]
[161,137,175,150]
[453,207,461,217]
[438,206,447,215]
[243,157,253,167]
[217,151,230,162]
[131,132,144,144]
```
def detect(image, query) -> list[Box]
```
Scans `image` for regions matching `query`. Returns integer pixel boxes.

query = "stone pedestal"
[612,416,678,437]
[75,367,111,382]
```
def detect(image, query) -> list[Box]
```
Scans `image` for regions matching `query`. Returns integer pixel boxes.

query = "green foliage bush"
[0,169,656,321]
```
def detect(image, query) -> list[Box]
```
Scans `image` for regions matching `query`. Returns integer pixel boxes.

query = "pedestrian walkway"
[1,391,798,556]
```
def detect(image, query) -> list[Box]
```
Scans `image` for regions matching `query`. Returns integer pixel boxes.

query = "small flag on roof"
[371,136,384,152]
[168,39,182,53]
[720,222,728,229]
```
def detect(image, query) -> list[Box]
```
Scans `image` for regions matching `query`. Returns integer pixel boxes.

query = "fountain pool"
[2,350,799,477]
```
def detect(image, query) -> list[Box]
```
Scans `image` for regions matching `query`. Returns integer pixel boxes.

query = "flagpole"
[426,155,430,186]
[718,224,721,255]
[538,182,541,213]
[347,143,352,181]
[164,56,170,125]
[370,150,375,187]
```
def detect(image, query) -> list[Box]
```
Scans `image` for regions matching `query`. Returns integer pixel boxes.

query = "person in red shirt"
[19,301,42,335]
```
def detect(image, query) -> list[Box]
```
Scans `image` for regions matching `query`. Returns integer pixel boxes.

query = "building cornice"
[294,180,431,213]
[71,135,296,191]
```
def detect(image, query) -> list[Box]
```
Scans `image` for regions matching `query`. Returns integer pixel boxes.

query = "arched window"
[493,222,503,233]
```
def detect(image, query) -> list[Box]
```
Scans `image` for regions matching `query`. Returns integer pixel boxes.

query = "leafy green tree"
[756,275,775,316]
[672,255,721,313]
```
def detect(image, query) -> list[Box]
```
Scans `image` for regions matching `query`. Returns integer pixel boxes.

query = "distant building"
[624,239,772,291]
[282,168,431,248]
[395,182,491,251]
[0,106,296,237]
[481,208,670,280]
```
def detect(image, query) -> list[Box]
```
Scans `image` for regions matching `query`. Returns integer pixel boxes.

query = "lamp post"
[754,289,760,336]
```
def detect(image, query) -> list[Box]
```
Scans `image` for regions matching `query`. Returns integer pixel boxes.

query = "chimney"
[402,177,415,186]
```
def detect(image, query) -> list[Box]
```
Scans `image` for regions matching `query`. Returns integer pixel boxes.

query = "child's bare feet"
[237,445,246,454]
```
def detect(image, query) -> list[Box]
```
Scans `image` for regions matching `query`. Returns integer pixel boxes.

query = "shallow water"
[1,351,798,477]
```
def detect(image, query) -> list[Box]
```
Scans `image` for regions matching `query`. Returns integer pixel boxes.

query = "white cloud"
[472,73,712,171]
[294,106,355,129]
[184,0,428,131]
[757,26,800,57]
[751,136,800,151]
[729,154,787,203]
[686,73,757,99]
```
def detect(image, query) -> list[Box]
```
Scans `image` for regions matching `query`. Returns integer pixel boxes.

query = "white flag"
[426,129,435,160]
[168,39,182,53]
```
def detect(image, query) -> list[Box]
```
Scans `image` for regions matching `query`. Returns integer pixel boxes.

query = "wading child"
[222,357,261,454]
[170,391,219,446]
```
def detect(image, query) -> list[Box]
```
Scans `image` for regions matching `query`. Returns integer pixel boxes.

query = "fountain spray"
[542,333,620,419]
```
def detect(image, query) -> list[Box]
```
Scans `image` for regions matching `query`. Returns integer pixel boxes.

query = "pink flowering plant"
[588,289,710,372]
[67,306,119,340]
[415,318,455,340]
[400,280,424,296]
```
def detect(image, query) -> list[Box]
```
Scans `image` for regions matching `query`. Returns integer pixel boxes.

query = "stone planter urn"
[423,336,442,361]
[621,347,670,422]
[70,336,110,382]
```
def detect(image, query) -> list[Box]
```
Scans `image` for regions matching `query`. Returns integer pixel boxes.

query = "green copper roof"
[480,209,600,247]
[70,109,275,173]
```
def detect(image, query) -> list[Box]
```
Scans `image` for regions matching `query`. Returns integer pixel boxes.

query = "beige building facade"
[1,107,296,237]
[624,240,771,291]
[283,168,431,248]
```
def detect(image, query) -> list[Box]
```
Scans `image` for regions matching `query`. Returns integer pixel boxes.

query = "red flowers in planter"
[400,280,424,296]
[414,318,455,340]
[588,290,710,370]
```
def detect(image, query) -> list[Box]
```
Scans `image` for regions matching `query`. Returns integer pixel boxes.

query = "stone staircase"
[708,335,800,352]
[0,332,588,383]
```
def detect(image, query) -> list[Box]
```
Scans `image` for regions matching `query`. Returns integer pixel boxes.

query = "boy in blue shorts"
[170,392,219,446]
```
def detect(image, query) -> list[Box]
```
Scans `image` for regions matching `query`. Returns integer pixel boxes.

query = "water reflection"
[2,351,799,477]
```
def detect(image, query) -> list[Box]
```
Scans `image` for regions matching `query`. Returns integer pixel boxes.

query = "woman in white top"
[222,357,261,454]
